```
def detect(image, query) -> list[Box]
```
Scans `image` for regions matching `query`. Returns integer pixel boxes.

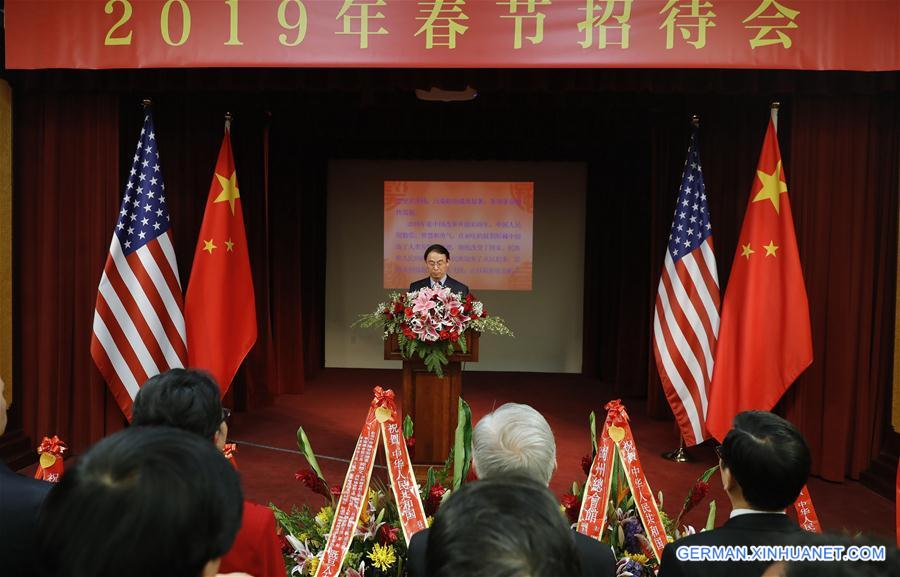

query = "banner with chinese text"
[5,1,898,71]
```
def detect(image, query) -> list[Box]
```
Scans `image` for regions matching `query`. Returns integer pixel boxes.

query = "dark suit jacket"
[0,461,53,577]
[409,275,469,297]
[406,527,616,577]
[658,513,806,577]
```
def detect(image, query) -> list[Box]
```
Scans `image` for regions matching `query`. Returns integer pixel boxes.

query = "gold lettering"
[578,0,633,49]
[415,0,469,49]
[336,0,389,49]
[160,0,191,47]
[104,0,133,46]
[497,0,552,49]
[278,0,309,46]
[743,0,799,49]
[659,0,716,49]
[224,0,243,45]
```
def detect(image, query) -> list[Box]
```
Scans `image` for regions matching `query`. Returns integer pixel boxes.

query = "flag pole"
[224,111,232,132]
[661,112,703,464]
[770,101,780,132]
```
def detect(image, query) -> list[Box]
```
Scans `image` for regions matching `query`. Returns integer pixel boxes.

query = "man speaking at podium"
[410,244,469,297]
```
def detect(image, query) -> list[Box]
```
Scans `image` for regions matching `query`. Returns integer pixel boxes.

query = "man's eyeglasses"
[221,408,232,423]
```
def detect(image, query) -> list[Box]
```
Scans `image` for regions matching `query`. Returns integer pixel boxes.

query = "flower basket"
[354,287,512,377]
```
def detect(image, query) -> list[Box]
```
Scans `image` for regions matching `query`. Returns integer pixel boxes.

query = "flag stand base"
[662,445,692,463]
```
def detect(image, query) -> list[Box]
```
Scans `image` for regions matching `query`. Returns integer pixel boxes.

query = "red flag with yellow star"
[706,112,812,440]
[184,123,256,394]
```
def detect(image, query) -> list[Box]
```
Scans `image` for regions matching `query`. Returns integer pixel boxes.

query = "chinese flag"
[185,124,257,394]
[706,113,812,441]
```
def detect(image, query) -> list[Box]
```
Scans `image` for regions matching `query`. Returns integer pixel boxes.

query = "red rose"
[405,436,416,459]
[561,493,580,524]
[439,330,450,341]
[449,307,460,317]
[378,524,400,545]
[481,310,488,318]
[330,484,342,498]
[385,312,393,320]
[449,332,459,343]
[394,301,404,313]
[581,454,593,476]
[404,307,413,318]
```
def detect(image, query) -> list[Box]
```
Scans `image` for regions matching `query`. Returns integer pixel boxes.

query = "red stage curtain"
[15,93,128,447]
[780,93,899,481]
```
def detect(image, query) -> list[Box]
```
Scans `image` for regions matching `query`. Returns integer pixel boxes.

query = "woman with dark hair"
[132,368,285,576]
[37,426,243,577]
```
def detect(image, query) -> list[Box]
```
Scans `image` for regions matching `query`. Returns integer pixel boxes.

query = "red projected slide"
[385,181,533,291]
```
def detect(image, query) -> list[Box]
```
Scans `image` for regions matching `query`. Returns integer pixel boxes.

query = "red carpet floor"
[228,368,895,541]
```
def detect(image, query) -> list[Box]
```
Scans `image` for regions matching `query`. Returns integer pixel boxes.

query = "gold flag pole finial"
[225,111,232,132]
[690,114,700,128]
[142,98,152,109]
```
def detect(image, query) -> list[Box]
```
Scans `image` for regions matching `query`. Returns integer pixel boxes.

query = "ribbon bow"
[371,386,396,410]
[604,399,630,427]
[37,435,67,457]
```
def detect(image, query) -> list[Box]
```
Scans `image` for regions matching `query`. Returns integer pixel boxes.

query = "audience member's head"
[0,376,8,435]
[718,411,811,511]
[472,403,557,485]
[427,476,581,577]
[761,532,900,577]
[132,368,228,450]
[37,426,242,577]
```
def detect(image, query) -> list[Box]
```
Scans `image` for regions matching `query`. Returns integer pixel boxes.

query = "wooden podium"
[385,332,478,474]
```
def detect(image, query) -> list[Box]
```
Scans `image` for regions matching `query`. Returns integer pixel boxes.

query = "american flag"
[652,127,720,446]
[90,110,187,418]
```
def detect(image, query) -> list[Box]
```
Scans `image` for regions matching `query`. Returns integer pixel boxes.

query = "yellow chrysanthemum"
[367,543,396,571]
[426,516,434,527]
[315,506,334,527]
[625,553,650,565]
[306,557,319,575]
[667,534,675,543]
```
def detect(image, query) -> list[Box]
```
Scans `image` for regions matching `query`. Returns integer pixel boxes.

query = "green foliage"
[705,500,717,531]
[452,397,473,490]
[402,415,414,439]
[296,427,331,506]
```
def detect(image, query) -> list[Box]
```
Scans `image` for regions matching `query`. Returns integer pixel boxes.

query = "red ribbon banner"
[576,413,615,539]
[577,400,667,563]
[315,387,426,577]
[793,484,821,533]
[34,435,67,483]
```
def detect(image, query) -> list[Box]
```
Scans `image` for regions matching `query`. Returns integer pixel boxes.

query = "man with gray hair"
[407,402,616,576]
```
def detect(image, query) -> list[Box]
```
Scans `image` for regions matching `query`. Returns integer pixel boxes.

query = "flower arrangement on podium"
[353,286,512,377]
